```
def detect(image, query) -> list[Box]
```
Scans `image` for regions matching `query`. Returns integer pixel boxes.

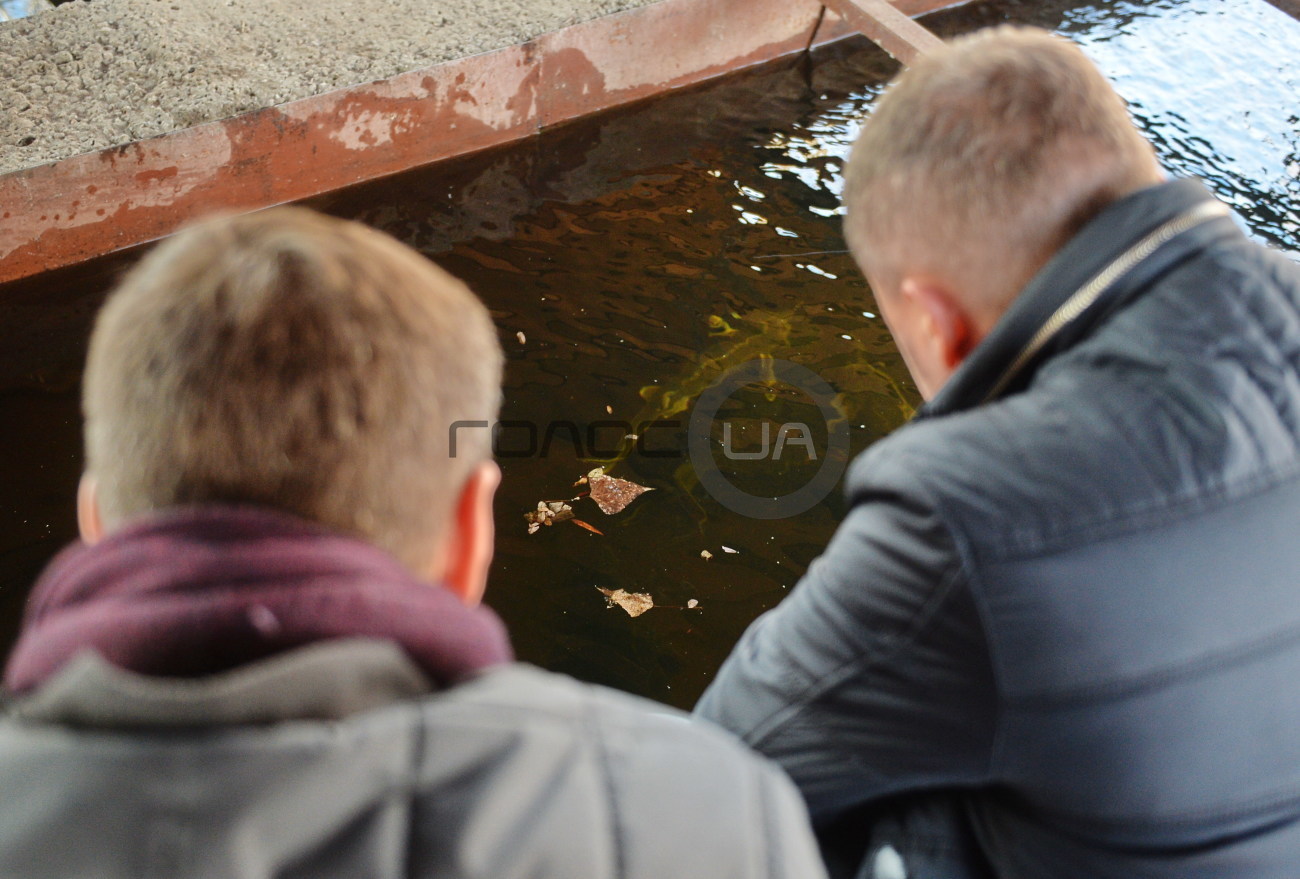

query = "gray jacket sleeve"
[694,454,999,823]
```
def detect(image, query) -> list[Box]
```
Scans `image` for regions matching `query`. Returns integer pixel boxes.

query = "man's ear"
[77,474,105,545]
[899,276,978,371]
[439,461,501,608]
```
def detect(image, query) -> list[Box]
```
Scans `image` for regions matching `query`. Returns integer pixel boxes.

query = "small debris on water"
[597,587,655,618]
[524,500,574,533]
[605,404,613,414]
[700,550,713,560]
[571,518,604,536]
[721,545,739,554]
[516,331,527,344]
[687,599,700,609]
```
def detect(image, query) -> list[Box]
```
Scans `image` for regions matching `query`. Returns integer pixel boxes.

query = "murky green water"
[0,0,1296,708]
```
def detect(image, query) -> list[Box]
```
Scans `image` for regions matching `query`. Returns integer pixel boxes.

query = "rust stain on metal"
[536,0,848,124]
[0,0,964,286]
[135,167,180,185]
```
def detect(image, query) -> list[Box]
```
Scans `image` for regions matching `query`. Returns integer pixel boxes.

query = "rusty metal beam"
[822,0,945,65]
[0,0,968,286]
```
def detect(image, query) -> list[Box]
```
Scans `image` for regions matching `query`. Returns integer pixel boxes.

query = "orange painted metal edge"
[0,0,960,286]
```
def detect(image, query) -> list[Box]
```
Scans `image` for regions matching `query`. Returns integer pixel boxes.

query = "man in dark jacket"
[0,208,827,879]
[696,25,1300,879]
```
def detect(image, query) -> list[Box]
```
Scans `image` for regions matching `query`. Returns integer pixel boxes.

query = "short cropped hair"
[844,26,1161,310]
[83,207,502,570]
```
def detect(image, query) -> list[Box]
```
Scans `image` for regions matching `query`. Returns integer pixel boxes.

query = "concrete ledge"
[0,0,959,285]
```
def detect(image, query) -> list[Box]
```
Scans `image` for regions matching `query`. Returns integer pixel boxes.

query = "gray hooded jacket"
[1,639,827,879]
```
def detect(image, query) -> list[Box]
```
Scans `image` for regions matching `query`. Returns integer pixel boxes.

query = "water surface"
[0,0,1296,708]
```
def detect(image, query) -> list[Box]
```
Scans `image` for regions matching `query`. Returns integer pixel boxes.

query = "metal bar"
[821,0,945,64]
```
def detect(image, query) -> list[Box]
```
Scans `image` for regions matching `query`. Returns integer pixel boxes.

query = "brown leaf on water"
[571,519,605,536]
[596,587,654,618]
[583,467,654,515]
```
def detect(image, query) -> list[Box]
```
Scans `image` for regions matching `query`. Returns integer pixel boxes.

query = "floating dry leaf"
[597,587,654,618]
[582,467,654,515]
[700,550,713,560]
[687,599,700,609]
[524,500,574,534]
[516,331,527,344]
[605,405,613,415]
[721,545,739,554]
[571,519,605,536]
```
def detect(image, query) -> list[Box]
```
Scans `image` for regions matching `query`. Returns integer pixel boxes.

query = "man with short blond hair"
[844,25,1163,359]
[0,208,828,879]
[699,26,1300,879]
[78,208,500,580]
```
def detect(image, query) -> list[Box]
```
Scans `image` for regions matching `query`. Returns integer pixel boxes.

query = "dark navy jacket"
[696,179,1300,877]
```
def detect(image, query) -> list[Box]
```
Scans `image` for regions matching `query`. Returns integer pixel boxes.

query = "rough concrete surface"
[0,0,660,175]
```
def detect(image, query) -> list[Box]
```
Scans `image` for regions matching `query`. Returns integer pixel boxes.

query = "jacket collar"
[3,505,512,695]
[920,178,1238,419]
[6,639,436,727]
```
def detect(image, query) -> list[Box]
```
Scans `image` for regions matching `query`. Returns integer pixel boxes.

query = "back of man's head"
[82,207,502,573]
[844,25,1163,316]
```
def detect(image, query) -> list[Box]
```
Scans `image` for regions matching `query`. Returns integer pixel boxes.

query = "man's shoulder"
[427,662,783,765]
[418,663,817,829]
[843,370,1206,562]
[408,665,826,878]
[0,657,826,879]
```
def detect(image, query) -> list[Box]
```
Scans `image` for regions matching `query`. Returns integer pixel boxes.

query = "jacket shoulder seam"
[985,459,1300,563]
[907,461,1007,782]
[582,695,628,879]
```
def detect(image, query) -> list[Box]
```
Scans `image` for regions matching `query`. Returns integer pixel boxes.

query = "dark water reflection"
[0,0,1296,708]
[306,41,916,707]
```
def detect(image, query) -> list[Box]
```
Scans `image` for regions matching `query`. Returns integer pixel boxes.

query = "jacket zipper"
[982,199,1232,403]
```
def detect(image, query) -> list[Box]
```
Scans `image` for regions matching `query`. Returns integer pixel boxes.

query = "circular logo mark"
[688,358,850,520]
